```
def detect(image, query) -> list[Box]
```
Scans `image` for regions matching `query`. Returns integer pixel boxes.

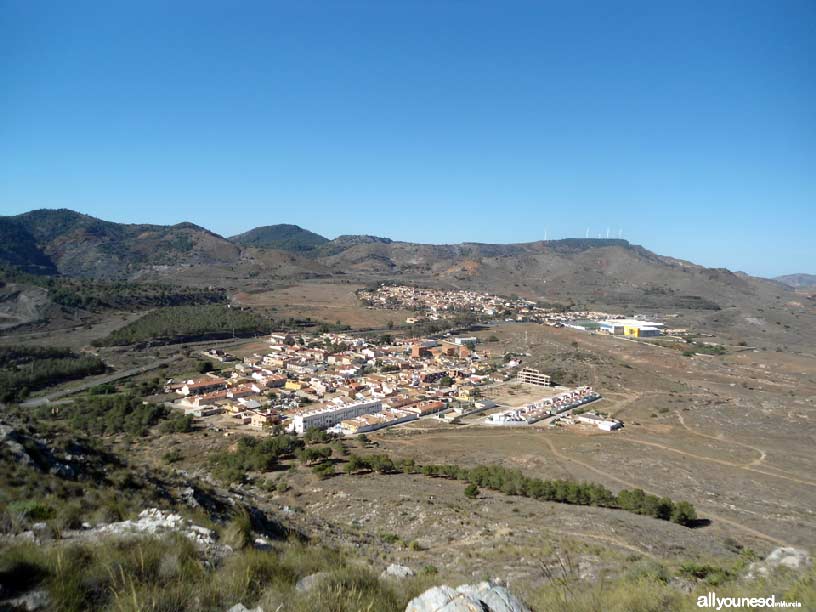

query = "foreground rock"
[746,547,812,579]
[406,581,530,612]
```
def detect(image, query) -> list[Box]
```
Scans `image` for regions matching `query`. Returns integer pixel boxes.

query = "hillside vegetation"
[0,266,226,311]
[93,304,271,346]
[0,209,240,277]
[230,224,329,251]
[0,346,106,402]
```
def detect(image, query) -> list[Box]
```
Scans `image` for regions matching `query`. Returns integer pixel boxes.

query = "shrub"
[163,449,182,464]
[8,499,55,522]
[161,413,194,433]
[464,483,479,499]
[312,463,335,480]
[221,512,253,551]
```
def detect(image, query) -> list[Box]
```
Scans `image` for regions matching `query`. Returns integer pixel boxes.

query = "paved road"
[20,357,177,407]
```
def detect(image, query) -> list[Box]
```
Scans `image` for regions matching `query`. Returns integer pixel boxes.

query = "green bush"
[211,435,303,483]
[312,463,336,480]
[8,499,55,522]
[161,413,194,434]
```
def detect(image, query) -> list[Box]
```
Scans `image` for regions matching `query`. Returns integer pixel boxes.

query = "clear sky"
[1,1,813,277]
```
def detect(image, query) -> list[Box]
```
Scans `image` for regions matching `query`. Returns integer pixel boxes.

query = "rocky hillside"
[0,219,56,275]
[0,209,241,278]
[775,273,816,288]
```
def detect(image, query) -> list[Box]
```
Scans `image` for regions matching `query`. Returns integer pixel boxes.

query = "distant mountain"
[0,209,240,278]
[1,209,808,326]
[229,224,328,252]
[774,273,816,288]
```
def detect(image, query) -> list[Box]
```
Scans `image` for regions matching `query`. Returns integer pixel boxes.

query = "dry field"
[101,318,815,590]
[363,323,816,555]
[233,281,414,329]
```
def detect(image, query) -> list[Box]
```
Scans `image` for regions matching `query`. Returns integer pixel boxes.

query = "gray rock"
[381,564,415,579]
[227,604,263,612]
[181,486,201,508]
[294,571,331,593]
[746,547,812,579]
[5,589,50,611]
[406,582,530,612]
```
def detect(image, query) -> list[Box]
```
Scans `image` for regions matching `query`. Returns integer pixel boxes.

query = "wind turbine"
[585,227,590,239]
[606,227,610,239]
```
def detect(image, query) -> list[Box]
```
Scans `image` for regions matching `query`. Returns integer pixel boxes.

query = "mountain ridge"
[0,208,805,318]
[774,273,816,288]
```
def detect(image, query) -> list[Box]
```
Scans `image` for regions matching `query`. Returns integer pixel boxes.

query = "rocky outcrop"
[746,547,812,579]
[0,423,74,477]
[406,581,530,612]
[93,508,215,545]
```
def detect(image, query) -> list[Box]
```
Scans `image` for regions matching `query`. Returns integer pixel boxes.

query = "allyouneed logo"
[697,593,802,609]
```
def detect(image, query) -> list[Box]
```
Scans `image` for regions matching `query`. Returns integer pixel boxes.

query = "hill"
[2,209,811,344]
[0,218,56,274]
[0,209,241,278]
[229,224,329,251]
[774,273,816,288]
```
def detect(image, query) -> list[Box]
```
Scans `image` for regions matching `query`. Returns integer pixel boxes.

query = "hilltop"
[229,224,329,251]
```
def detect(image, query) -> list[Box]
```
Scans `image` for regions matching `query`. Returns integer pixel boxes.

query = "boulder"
[381,564,415,579]
[294,571,331,593]
[227,604,263,612]
[406,581,530,612]
[746,547,812,579]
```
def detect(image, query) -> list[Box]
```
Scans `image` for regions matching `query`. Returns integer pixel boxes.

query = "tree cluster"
[210,435,304,483]
[64,394,166,437]
[343,454,698,526]
[0,347,106,402]
[94,305,272,346]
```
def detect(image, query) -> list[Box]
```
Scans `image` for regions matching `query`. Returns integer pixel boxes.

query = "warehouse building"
[599,319,664,337]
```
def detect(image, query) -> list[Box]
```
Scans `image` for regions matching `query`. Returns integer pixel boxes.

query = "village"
[164,326,624,439]
[356,282,677,337]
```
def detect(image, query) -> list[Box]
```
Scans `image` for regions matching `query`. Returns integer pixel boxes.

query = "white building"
[292,399,383,433]
[575,413,623,431]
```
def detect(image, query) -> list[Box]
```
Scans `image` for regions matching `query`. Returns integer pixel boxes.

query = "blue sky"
[1,1,813,277]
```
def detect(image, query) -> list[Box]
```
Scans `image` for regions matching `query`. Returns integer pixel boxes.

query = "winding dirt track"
[385,428,791,547]
[538,437,789,547]
[622,431,816,488]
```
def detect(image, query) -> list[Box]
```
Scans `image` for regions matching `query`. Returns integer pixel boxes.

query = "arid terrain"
[1,212,815,611]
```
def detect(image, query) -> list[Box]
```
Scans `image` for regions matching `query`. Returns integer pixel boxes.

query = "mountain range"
[1,209,812,320]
